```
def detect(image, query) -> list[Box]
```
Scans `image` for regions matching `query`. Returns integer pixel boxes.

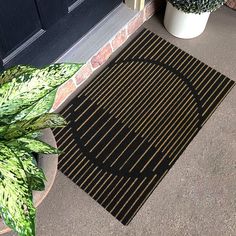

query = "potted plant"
[0,63,82,235]
[164,0,227,39]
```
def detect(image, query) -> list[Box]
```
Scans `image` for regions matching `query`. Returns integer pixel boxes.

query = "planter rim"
[0,128,58,234]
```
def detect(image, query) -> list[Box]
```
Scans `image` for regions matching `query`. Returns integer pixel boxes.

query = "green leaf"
[30,173,45,192]
[24,131,41,139]
[9,147,46,191]
[0,63,83,123]
[11,89,57,123]
[28,113,67,132]
[0,126,7,137]
[9,137,60,154]
[2,113,66,140]
[0,65,36,85]
[0,143,36,236]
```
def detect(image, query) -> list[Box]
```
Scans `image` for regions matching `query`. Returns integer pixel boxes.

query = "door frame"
[125,0,145,10]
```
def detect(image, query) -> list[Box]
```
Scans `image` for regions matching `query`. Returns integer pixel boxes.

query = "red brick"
[145,0,165,20]
[75,62,93,86]
[111,29,128,51]
[52,79,76,111]
[226,0,236,9]
[91,43,113,69]
[127,12,144,36]
[144,1,156,20]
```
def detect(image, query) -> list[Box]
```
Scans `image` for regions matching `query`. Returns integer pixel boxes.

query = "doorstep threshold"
[56,3,138,63]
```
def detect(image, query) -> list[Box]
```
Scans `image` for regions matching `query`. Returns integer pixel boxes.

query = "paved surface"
[6,5,236,236]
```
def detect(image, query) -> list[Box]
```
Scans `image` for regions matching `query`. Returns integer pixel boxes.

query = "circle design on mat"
[111,58,203,130]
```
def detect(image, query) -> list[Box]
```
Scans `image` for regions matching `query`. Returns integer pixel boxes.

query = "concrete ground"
[7,5,236,236]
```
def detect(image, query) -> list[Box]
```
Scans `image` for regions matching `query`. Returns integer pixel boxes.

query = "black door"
[0,0,122,69]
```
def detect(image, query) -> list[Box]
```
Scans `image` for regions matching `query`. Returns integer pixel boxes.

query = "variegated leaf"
[8,147,46,191]
[0,63,82,121]
[0,65,36,85]
[3,113,66,140]
[0,126,7,138]
[0,143,36,236]
[9,137,59,154]
[10,89,57,123]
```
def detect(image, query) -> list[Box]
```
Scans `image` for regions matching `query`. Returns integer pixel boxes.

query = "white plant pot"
[164,1,210,39]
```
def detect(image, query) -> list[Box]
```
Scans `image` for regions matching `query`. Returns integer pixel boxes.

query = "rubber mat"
[53,29,235,225]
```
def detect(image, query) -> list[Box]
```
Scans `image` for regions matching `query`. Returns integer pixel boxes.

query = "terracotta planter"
[0,129,58,234]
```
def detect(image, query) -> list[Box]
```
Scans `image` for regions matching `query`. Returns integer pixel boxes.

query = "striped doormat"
[53,29,235,225]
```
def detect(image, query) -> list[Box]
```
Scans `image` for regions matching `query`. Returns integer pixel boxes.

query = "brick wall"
[225,0,236,9]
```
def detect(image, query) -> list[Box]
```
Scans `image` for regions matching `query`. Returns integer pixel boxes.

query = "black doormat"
[53,29,235,225]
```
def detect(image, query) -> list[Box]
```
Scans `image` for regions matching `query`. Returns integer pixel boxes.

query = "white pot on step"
[164,1,210,39]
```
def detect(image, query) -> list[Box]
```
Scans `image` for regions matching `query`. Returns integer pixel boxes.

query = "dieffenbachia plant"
[0,63,82,236]
[168,0,227,14]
